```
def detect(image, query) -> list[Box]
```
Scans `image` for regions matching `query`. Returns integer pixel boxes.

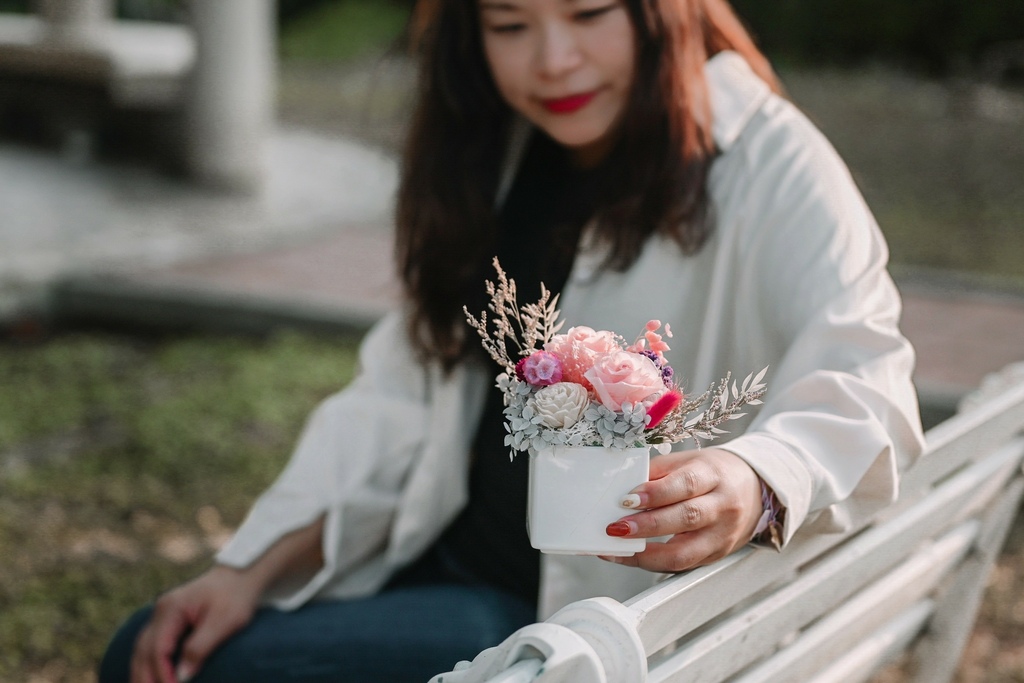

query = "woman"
[101,0,925,681]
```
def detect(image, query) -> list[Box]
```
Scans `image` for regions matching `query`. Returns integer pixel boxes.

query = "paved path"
[0,129,396,316]
[900,283,1024,401]
[59,224,1024,416]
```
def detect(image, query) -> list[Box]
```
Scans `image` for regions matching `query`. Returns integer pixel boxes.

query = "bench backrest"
[431,366,1024,683]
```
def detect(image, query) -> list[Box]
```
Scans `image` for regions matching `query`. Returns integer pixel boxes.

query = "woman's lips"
[541,91,598,114]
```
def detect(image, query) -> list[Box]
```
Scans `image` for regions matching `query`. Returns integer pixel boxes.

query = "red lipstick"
[541,91,597,114]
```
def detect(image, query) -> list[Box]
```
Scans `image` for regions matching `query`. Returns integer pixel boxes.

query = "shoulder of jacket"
[705,51,774,152]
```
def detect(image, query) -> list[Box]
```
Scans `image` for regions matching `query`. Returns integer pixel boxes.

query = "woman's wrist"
[217,516,326,596]
[751,479,784,550]
[207,563,269,603]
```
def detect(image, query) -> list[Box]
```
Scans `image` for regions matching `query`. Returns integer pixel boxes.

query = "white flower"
[528,382,590,429]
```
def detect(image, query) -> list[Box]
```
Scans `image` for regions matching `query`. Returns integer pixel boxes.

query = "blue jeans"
[98,548,536,683]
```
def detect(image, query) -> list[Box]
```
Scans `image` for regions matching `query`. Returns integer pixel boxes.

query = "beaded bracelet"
[751,479,784,551]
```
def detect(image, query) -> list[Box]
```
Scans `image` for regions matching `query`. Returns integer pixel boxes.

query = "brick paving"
[135,226,400,324]
[899,284,1024,403]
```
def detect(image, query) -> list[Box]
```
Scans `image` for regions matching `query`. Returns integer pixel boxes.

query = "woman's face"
[479,0,636,166]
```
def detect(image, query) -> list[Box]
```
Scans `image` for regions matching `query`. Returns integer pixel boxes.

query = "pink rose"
[584,350,665,412]
[521,351,563,386]
[545,326,618,386]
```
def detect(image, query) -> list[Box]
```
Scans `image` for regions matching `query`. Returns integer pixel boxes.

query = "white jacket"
[216,52,926,619]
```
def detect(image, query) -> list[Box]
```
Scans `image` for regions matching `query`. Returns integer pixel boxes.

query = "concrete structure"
[34,0,114,44]
[184,0,275,192]
[0,0,275,190]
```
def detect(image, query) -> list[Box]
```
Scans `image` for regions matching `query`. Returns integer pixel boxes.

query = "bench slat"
[804,601,934,683]
[482,659,543,683]
[902,379,1024,495]
[648,520,977,683]
[630,438,1024,657]
[909,475,1024,683]
[726,521,978,683]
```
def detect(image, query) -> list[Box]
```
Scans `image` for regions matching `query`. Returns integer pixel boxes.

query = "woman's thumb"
[174,609,248,682]
[175,660,196,683]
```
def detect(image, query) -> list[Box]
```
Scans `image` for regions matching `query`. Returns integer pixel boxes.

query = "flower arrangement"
[464,259,768,459]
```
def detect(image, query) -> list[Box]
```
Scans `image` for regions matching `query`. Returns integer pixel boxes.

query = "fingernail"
[620,493,643,509]
[598,555,623,563]
[176,663,194,683]
[606,520,637,537]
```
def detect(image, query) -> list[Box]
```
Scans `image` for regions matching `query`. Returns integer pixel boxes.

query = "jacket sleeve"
[214,310,431,609]
[716,96,926,546]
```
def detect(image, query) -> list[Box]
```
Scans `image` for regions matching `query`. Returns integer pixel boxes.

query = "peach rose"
[584,350,665,412]
[557,326,618,354]
[545,326,619,386]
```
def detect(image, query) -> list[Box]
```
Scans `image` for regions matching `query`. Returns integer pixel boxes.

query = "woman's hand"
[130,565,261,683]
[130,516,325,683]
[602,448,763,572]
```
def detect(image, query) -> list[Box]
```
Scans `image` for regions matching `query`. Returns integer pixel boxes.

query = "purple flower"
[522,351,564,386]
[640,349,674,386]
[640,350,660,365]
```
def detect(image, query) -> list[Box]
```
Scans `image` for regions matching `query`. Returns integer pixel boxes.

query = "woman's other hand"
[129,516,324,682]
[603,448,763,572]
[130,565,261,683]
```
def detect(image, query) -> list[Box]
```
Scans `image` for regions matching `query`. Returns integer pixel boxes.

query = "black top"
[438,134,609,604]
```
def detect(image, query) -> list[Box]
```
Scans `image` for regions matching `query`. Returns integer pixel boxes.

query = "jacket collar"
[704,50,772,152]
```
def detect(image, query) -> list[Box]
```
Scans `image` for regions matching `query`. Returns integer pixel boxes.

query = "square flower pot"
[528,445,650,556]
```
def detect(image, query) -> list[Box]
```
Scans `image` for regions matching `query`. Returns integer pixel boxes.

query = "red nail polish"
[606,521,632,537]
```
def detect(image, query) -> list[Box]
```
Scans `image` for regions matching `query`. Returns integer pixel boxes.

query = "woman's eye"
[488,23,525,34]
[575,5,615,22]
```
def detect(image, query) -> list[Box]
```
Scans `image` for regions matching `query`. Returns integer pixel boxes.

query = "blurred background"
[0,1,1021,681]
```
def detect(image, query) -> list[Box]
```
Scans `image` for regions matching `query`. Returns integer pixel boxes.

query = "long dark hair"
[396,0,781,369]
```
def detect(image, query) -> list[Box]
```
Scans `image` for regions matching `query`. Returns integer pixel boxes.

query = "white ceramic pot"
[527,444,650,556]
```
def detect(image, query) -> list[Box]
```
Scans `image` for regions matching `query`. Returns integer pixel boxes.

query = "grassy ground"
[0,331,359,681]
[781,68,1024,290]
[278,0,409,64]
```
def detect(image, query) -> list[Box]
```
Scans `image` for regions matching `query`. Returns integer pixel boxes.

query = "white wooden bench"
[430,363,1024,683]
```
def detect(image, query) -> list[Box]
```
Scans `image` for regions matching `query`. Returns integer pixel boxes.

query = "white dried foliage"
[467,259,769,458]
[463,258,564,375]
[646,368,768,448]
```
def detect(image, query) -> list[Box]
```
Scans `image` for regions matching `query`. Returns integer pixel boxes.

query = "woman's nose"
[535,24,583,78]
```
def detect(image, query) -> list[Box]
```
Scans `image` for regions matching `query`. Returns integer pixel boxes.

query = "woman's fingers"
[603,532,724,573]
[625,450,718,510]
[610,495,716,538]
[176,603,253,682]
[605,449,765,573]
[129,626,158,683]
[647,449,698,480]
[130,605,188,683]
[155,601,193,683]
